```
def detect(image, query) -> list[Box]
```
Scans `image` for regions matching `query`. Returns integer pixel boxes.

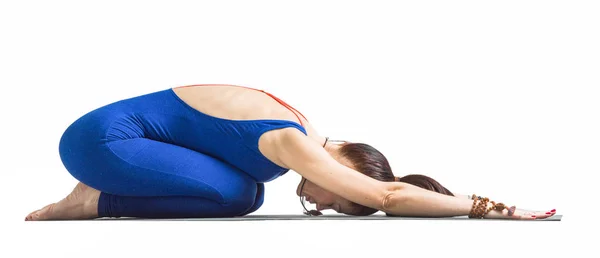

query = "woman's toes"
[25,210,39,221]
[35,204,56,220]
[25,204,55,221]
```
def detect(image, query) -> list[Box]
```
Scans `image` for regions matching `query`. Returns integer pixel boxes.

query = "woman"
[25,84,556,220]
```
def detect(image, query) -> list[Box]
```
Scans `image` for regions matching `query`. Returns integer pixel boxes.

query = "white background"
[1,0,597,257]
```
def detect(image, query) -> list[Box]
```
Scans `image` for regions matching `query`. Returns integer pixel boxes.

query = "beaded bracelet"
[468,194,517,219]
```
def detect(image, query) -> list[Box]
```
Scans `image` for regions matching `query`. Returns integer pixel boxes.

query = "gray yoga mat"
[98,214,562,221]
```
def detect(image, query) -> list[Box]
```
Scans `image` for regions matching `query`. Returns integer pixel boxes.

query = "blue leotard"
[58,85,308,218]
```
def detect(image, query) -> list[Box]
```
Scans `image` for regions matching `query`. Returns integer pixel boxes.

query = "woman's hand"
[483,206,557,220]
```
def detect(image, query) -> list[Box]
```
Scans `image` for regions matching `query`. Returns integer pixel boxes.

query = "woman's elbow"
[379,182,409,213]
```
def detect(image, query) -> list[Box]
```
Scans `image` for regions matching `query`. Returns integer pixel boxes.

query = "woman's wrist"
[467,194,517,219]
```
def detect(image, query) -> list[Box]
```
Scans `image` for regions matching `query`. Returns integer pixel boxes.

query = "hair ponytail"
[394,174,454,196]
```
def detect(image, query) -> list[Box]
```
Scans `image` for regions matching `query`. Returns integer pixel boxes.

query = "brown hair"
[338,142,454,216]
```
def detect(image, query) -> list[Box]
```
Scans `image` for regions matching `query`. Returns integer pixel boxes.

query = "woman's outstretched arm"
[382,183,555,219]
[382,182,476,217]
[276,129,555,219]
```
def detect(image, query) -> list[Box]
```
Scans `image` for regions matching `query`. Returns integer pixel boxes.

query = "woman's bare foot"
[25,182,101,221]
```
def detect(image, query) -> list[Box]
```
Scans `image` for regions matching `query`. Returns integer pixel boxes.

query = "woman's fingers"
[534,209,557,219]
[515,209,557,220]
[482,207,557,220]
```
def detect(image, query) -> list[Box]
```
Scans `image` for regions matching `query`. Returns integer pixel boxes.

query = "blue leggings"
[95,139,264,218]
[58,90,265,218]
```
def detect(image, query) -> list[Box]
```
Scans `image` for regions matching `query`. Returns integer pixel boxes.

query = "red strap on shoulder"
[261,91,307,126]
[174,84,308,126]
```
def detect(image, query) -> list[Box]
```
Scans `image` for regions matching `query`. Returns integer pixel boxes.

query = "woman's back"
[172,84,308,127]
[172,84,324,168]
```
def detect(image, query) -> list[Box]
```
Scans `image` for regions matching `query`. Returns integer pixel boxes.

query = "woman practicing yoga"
[25,84,556,220]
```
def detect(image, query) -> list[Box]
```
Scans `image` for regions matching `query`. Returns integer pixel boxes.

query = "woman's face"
[296,139,361,214]
[296,178,357,214]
